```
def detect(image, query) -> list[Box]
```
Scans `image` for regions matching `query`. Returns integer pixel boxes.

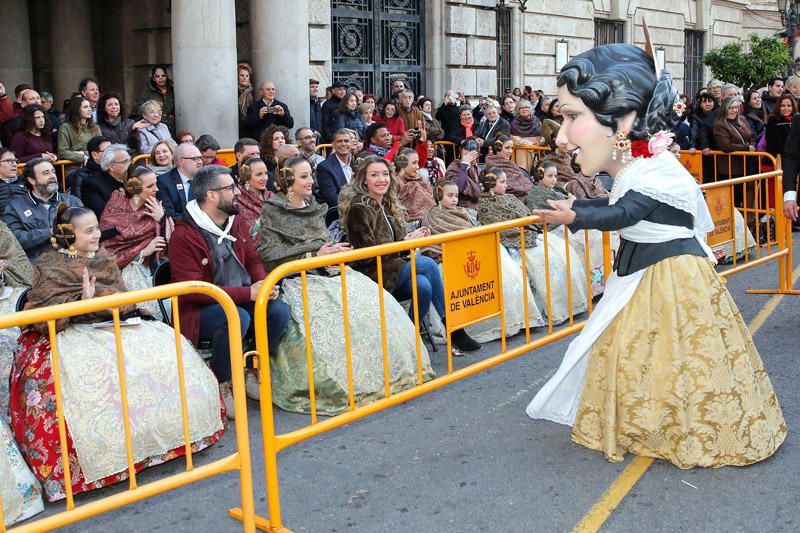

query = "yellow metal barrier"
[433,140,457,162]
[217,149,236,167]
[679,150,779,184]
[229,216,613,531]
[511,145,551,171]
[131,153,151,167]
[700,171,798,295]
[0,282,256,532]
[314,144,332,158]
[17,159,74,192]
[229,169,794,531]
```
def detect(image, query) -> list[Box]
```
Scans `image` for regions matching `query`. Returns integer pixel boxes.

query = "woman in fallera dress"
[0,222,44,528]
[526,41,786,468]
[257,157,433,415]
[10,205,224,501]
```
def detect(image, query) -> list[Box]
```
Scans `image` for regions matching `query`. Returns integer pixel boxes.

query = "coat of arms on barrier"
[463,251,480,279]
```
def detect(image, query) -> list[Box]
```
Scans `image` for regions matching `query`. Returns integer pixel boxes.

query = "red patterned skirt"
[9,329,225,502]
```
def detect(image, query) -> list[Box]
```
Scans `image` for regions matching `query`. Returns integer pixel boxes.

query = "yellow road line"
[748,263,800,335]
[572,456,654,533]
[572,262,800,533]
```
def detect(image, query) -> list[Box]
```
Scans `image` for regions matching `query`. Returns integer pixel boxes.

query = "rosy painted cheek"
[567,119,592,146]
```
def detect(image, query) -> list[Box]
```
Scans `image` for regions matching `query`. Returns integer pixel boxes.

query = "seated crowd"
[0,69,776,522]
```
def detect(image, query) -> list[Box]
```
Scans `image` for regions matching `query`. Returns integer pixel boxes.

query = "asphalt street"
[31,239,800,532]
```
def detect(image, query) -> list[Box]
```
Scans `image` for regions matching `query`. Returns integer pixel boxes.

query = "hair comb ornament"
[52,223,78,257]
[642,20,660,79]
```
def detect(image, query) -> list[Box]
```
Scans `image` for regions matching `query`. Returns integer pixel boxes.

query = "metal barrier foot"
[745,289,800,295]
[229,507,294,533]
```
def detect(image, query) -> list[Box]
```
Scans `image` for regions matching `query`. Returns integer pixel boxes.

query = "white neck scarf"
[609,152,716,263]
[185,200,236,244]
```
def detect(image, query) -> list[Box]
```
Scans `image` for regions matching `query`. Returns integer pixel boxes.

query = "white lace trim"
[632,187,696,216]
[609,154,697,216]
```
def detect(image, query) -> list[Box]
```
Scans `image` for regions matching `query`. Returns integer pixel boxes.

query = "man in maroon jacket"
[168,165,289,418]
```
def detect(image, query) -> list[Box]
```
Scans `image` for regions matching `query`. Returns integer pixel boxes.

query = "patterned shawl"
[485,154,531,202]
[525,183,569,230]
[27,248,134,332]
[510,115,542,137]
[0,220,33,288]
[477,193,538,249]
[565,174,609,200]
[397,172,436,221]
[542,150,579,185]
[238,84,254,118]
[420,205,475,262]
[256,192,330,273]
[237,186,272,243]
[100,190,162,269]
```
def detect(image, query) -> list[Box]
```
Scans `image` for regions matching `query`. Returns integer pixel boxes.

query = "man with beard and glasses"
[167,165,290,418]
[3,157,82,258]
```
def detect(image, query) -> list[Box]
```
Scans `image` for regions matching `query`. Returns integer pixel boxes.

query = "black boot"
[451,328,480,353]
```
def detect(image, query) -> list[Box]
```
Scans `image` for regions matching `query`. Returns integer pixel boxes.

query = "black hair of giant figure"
[556,44,680,141]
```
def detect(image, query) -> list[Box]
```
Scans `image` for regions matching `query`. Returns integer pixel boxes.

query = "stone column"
[425,0,446,102]
[51,0,95,104]
[250,0,310,131]
[172,0,239,147]
[0,0,33,92]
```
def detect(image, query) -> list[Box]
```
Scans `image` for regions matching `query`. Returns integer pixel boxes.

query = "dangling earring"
[133,194,140,205]
[287,190,295,201]
[67,245,78,258]
[611,131,632,164]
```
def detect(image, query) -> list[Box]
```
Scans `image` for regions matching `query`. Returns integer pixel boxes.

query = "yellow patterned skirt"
[571,255,787,469]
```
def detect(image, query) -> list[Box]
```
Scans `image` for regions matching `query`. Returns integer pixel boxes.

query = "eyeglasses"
[112,158,131,165]
[211,183,237,193]
[153,73,167,78]
[0,158,18,165]
[180,156,204,163]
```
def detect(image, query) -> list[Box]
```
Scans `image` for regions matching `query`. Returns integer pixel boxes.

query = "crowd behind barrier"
[2,71,799,531]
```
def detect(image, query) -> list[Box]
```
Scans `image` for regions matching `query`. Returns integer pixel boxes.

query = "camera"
[447,91,459,104]
[264,106,278,114]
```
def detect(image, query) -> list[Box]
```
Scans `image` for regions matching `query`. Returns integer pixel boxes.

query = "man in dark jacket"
[229,137,261,180]
[321,81,346,143]
[0,148,26,212]
[157,143,203,221]
[761,77,785,118]
[3,157,82,259]
[245,81,294,141]
[167,165,289,417]
[309,79,323,136]
[80,144,130,221]
[65,135,109,198]
[315,129,353,207]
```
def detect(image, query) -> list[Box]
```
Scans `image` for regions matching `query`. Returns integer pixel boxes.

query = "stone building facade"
[0,0,783,147]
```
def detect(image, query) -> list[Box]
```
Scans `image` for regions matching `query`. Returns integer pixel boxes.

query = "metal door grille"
[331,0,425,98]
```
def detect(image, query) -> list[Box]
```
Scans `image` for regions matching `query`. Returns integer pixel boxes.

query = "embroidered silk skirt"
[571,254,786,468]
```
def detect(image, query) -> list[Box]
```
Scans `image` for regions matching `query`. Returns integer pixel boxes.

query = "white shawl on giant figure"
[526,152,716,425]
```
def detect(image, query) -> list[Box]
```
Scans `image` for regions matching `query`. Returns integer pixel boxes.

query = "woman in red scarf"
[99,166,168,318]
[459,105,475,141]
[236,156,273,243]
